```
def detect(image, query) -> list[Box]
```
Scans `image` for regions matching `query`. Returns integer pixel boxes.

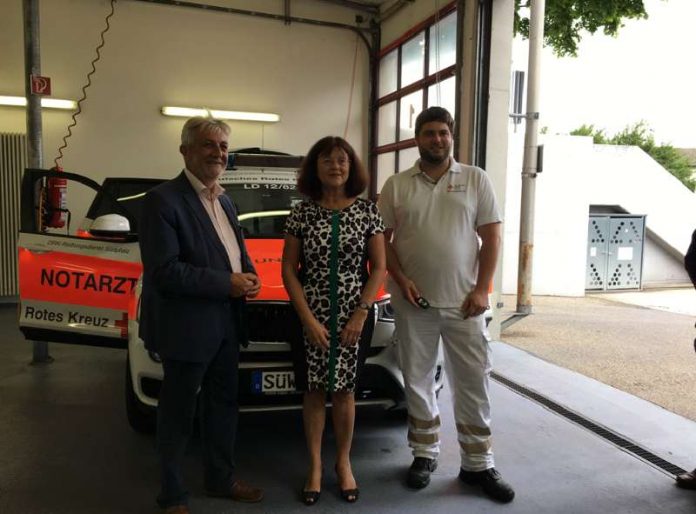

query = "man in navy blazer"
[139,117,262,513]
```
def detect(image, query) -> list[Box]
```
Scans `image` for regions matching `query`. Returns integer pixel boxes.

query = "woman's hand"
[302,316,330,351]
[340,309,368,347]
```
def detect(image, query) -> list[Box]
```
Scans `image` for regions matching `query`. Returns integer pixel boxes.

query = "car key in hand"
[416,296,430,309]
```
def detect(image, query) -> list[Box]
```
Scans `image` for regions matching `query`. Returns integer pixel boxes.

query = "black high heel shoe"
[340,487,359,503]
[301,489,320,506]
[335,465,359,503]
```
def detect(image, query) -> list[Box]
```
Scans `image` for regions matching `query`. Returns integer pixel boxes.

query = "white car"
[17,151,445,434]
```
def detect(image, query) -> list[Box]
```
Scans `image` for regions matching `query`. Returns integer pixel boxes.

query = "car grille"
[240,301,386,364]
[247,302,297,343]
[241,350,292,363]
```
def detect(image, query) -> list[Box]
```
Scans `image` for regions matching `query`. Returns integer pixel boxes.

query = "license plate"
[251,370,296,394]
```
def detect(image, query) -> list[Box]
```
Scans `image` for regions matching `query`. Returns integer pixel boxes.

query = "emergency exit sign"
[30,75,51,95]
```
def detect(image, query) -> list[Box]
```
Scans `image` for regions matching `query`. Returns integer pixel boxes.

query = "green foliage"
[515,0,648,57]
[571,122,696,190]
[570,124,606,143]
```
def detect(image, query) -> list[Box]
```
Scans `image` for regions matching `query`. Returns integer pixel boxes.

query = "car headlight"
[376,298,394,323]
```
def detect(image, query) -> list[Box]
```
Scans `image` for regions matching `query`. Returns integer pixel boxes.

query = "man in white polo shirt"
[378,107,513,503]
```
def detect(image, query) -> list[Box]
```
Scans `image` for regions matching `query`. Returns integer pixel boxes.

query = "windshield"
[86,178,164,234]
[84,169,302,239]
[221,169,303,239]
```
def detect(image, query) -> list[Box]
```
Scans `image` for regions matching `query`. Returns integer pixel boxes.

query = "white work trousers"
[392,293,494,471]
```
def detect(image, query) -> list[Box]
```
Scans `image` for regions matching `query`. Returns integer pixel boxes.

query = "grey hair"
[180,117,231,146]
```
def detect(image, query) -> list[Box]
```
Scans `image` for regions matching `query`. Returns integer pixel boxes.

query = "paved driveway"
[501,291,696,421]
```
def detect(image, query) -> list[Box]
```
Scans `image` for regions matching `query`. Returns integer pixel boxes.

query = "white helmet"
[90,213,130,236]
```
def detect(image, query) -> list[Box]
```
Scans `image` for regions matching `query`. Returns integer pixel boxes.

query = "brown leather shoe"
[676,469,696,490]
[162,505,189,514]
[206,479,264,502]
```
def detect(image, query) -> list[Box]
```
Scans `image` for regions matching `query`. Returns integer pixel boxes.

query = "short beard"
[419,148,450,165]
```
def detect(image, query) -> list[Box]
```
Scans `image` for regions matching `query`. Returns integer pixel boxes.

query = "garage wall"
[0,0,370,222]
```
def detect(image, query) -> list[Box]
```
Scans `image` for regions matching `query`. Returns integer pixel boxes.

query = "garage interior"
[2,0,696,512]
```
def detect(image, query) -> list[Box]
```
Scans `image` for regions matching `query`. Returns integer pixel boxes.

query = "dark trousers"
[156,338,240,508]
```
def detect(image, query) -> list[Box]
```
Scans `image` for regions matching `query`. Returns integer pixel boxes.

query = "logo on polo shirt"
[447,183,466,192]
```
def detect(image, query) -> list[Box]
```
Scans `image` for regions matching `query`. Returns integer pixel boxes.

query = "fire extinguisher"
[44,166,68,229]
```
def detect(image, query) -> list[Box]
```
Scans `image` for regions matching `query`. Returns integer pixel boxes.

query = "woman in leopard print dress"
[282,136,385,505]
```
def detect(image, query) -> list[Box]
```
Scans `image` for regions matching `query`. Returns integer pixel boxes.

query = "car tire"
[125,354,156,434]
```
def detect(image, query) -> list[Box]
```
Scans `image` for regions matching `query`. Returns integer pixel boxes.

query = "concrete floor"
[1,303,696,513]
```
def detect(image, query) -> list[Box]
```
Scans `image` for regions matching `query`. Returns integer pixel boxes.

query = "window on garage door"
[373,5,457,195]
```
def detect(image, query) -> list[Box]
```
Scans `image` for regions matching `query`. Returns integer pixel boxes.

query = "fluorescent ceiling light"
[42,98,77,109]
[161,105,279,123]
[0,96,25,106]
[209,110,279,122]
[161,106,208,118]
[0,95,77,110]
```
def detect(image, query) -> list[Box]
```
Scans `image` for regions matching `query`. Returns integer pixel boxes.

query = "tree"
[570,124,607,143]
[515,0,648,57]
[571,122,695,190]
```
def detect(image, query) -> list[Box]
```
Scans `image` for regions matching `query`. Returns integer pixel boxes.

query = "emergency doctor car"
[17,152,445,433]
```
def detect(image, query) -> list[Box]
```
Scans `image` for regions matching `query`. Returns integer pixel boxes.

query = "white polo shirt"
[378,159,501,308]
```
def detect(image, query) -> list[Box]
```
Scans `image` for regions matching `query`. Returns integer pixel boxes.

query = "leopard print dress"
[285,198,385,392]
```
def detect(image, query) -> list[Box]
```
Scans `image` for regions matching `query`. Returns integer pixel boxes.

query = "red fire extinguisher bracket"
[45,166,68,229]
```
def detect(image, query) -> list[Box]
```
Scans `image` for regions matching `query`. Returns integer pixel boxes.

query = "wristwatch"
[357,301,372,311]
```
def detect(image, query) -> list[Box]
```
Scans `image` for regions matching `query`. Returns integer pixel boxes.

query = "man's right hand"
[230,272,259,297]
[397,276,421,307]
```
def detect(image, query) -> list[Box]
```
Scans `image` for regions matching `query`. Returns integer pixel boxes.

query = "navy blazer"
[138,172,256,362]
[686,229,696,289]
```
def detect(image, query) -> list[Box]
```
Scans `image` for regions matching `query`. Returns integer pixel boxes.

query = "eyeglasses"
[320,157,350,167]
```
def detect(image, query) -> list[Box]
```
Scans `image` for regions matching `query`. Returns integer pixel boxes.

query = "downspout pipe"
[515,0,545,315]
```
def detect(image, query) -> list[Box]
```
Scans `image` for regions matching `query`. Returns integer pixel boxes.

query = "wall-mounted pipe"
[316,0,379,14]
[130,0,375,51]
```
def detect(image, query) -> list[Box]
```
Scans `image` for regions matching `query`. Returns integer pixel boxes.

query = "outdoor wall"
[1,0,369,224]
[503,134,592,297]
[643,235,690,287]
[503,134,694,296]
[589,145,696,257]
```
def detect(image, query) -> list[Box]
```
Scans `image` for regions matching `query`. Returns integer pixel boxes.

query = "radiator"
[0,133,26,298]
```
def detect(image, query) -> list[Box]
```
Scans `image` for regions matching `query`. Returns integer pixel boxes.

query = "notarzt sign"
[40,269,137,294]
